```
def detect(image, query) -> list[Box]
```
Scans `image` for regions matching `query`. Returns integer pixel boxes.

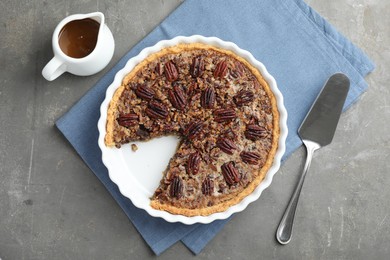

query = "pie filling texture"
[105,43,280,216]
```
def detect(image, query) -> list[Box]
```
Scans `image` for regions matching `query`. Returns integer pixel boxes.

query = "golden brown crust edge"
[104,43,280,216]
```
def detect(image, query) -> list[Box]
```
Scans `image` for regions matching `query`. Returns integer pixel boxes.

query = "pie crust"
[105,43,279,216]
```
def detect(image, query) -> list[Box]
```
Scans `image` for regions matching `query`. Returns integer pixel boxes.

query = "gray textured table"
[1,0,389,259]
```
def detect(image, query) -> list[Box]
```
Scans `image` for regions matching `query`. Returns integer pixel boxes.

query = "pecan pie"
[105,43,279,216]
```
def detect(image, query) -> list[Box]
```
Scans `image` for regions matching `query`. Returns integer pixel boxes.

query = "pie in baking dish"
[105,43,279,216]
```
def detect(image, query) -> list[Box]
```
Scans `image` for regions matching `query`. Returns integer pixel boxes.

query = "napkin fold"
[56,0,374,255]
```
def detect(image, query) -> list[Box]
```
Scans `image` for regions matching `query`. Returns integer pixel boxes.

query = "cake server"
[276,73,350,244]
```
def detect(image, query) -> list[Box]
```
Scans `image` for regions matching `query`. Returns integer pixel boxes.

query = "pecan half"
[213,60,228,78]
[186,151,201,175]
[245,124,268,141]
[168,85,187,110]
[230,61,245,78]
[201,87,216,109]
[183,121,203,140]
[216,137,237,155]
[233,89,254,106]
[135,84,155,100]
[164,61,179,82]
[146,100,168,119]
[240,151,261,165]
[202,178,214,196]
[214,108,236,122]
[155,62,164,75]
[190,56,205,78]
[221,161,240,185]
[117,113,138,127]
[169,176,183,199]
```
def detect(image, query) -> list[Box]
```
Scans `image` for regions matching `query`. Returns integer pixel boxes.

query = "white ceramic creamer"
[42,12,115,81]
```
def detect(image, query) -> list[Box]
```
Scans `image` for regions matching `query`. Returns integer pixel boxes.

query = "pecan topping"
[146,100,168,119]
[240,151,261,165]
[186,151,201,175]
[168,85,187,110]
[190,56,205,78]
[209,163,218,172]
[201,87,216,109]
[183,121,203,140]
[164,61,179,82]
[222,128,238,140]
[187,82,198,97]
[136,125,150,138]
[155,62,164,75]
[221,161,240,185]
[135,84,155,100]
[169,176,183,199]
[233,89,254,106]
[117,113,138,127]
[214,108,236,122]
[202,178,214,196]
[245,124,268,141]
[230,61,245,78]
[216,137,237,155]
[213,60,228,78]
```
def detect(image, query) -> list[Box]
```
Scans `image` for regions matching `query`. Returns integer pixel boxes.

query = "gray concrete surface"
[0,0,389,259]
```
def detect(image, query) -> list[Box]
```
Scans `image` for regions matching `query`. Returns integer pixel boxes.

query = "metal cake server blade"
[276,73,350,245]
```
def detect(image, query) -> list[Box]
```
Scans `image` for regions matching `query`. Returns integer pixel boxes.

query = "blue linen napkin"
[56,0,374,255]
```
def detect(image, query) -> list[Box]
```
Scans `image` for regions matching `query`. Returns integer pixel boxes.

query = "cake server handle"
[276,140,319,244]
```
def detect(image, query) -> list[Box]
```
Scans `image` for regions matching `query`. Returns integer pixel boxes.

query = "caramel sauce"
[58,18,100,58]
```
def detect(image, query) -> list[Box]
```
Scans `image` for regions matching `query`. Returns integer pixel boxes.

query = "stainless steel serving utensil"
[276,73,350,245]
